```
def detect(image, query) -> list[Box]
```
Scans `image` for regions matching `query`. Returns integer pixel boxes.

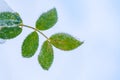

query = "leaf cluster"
[0,8,83,70]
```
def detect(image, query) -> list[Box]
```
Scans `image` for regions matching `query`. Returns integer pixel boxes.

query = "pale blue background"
[0,0,120,80]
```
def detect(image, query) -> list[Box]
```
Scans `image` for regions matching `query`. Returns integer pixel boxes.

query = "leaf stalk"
[20,24,49,40]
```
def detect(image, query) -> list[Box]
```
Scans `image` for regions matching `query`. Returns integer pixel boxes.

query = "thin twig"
[20,24,49,40]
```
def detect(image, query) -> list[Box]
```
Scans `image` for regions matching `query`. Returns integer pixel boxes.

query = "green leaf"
[36,8,58,30]
[50,33,83,51]
[38,40,54,70]
[0,26,22,39]
[0,12,22,27]
[0,12,23,39]
[22,31,39,58]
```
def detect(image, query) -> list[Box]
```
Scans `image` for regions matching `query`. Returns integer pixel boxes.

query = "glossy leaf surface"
[38,41,54,70]
[50,33,83,51]
[22,31,39,58]
[36,8,58,30]
[0,12,22,27]
[0,12,23,39]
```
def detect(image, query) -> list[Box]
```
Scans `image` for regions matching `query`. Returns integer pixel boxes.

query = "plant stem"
[20,24,49,40]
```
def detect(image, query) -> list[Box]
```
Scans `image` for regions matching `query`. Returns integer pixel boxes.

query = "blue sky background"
[0,0,120,80]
